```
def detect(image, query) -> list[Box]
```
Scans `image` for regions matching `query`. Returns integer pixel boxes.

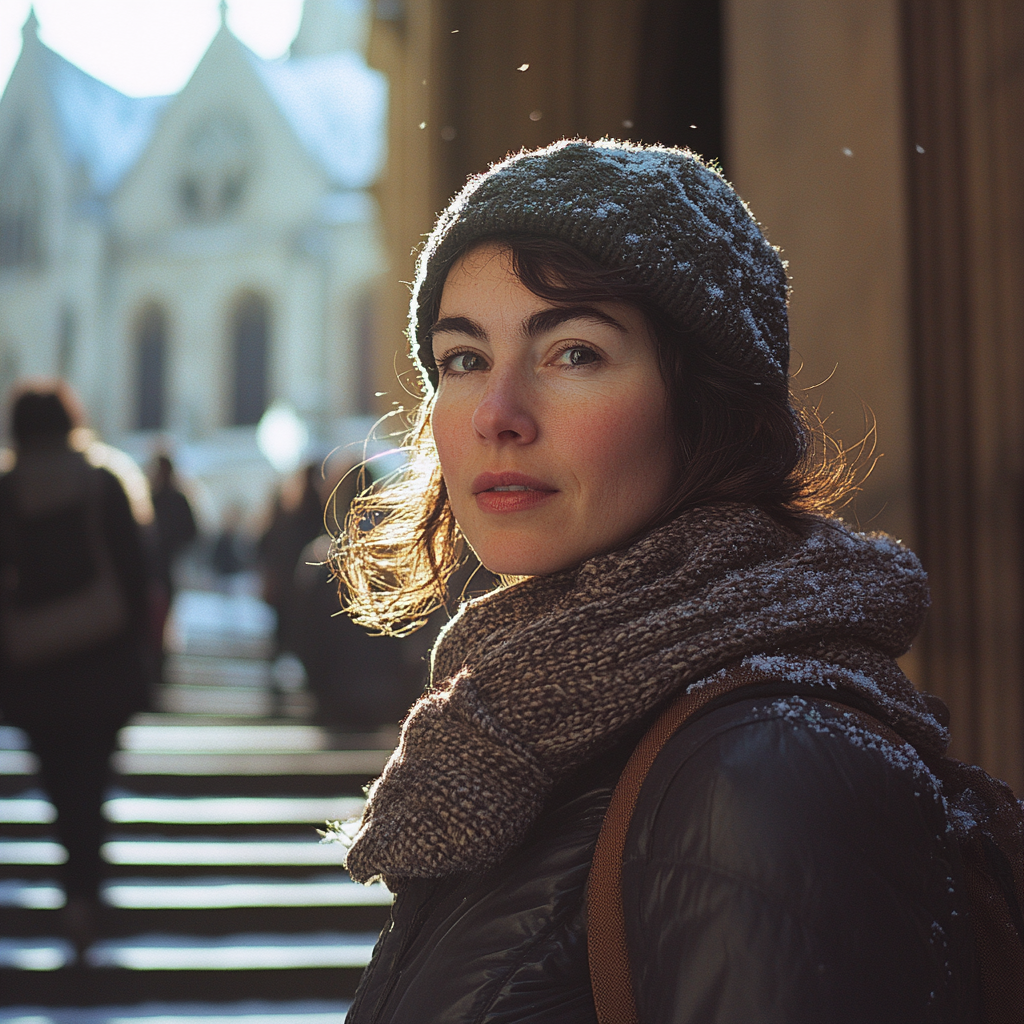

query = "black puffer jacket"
[347,693,980,1024]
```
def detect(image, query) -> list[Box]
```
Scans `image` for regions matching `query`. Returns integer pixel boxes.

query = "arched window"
[231,292,269,426]
[136,303,167,430]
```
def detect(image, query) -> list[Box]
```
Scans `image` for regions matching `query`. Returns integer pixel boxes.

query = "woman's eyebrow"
[428,305,626,345]
[428,315,485,342]
[524,306,626,337]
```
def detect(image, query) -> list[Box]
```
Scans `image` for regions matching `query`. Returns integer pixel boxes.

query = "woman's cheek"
[430,397,470,474]
[566,394,657,466]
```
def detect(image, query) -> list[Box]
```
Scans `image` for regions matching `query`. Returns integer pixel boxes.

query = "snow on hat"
[409,138,790,389]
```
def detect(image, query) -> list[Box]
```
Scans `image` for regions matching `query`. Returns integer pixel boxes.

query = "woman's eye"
[556,345,600,367]
[439,350,487,374]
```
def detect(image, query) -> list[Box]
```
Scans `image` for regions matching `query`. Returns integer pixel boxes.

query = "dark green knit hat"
[410,138,789,389]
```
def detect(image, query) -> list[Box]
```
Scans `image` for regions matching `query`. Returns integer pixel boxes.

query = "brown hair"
[333,237,856,635]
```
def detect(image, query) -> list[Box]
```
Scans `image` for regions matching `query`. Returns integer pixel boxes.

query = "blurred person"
[258,463,325,655]
[327,142,999,1022]
[294,457,497,732]
[148,452,197,680]
[210,502,250,583]
[293,533,408,732]
[148,452,197,599]
[292,459,409,732]
[0,380,149,961]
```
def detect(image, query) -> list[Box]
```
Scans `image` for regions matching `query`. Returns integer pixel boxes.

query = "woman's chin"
[473,542,584,579]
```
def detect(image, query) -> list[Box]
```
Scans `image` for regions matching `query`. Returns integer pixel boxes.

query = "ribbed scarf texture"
[344,503,943,889]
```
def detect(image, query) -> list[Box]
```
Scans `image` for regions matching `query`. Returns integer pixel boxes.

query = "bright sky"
[0,0,305,99]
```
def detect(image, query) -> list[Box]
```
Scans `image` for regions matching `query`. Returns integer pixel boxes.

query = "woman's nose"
[471,372,538,444]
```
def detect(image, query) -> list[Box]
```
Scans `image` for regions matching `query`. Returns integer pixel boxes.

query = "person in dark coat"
[292,532,409,732]
[210,503,250,582]
[290,460,409,731]
[147,453,197,681]
[0,382,150,960]
[148,453,197,599]
[258,463,326,656]
[327,142,986,1022]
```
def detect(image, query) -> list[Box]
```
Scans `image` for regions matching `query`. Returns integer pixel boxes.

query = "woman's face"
[430,243,678,576]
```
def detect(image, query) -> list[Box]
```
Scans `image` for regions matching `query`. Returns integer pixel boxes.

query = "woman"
[331,141,980,1022]
[0,382,150,959]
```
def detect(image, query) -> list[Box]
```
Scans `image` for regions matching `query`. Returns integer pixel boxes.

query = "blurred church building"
[0,0,386,461]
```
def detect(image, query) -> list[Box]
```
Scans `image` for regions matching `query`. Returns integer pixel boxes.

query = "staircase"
[0,589,395,1019]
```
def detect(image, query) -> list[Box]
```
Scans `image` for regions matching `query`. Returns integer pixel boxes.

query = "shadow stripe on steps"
[0,932,378,970]
[0,794,366,825]
[1,877,392,908]
[0,1001,351,1022]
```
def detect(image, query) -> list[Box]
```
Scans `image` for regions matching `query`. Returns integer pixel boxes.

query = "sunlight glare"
[0,0,305,99]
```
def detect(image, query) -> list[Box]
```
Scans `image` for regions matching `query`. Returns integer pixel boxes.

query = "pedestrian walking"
[258,463,326,656]
[0,381,150,960]
[149,453,197,599]
[148,452,197,680]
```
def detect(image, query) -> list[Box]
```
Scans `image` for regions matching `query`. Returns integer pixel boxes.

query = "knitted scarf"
[343,503,944,889]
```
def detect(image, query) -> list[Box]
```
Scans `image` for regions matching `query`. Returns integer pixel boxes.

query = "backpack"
[587,665,1024,1024]
[0,465,128,667]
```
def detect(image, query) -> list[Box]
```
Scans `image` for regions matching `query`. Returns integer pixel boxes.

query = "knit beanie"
[410,138,790,389]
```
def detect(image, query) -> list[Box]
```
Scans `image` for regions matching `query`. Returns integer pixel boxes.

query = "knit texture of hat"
[410,138,790,389]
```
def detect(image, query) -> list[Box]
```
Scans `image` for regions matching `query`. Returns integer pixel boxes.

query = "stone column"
[903,0,1024,789]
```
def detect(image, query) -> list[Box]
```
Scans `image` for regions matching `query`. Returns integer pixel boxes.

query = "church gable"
[112,28,327,236]
[36,42,169,198]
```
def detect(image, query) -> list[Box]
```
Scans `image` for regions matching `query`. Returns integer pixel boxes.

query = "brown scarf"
[343,504,943,888]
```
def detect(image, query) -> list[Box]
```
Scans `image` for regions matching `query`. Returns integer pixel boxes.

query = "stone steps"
[0,588,402,1015]
[0,724,388,1007]
[0,640,395,1014]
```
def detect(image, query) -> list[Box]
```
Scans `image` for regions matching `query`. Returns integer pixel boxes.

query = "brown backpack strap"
[587,668,1024,1024]
[587,665,764,1024]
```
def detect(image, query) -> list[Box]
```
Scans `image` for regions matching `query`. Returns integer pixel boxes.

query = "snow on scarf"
[342,503,943,888]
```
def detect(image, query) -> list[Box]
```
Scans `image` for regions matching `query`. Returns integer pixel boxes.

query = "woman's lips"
[472,472,557,513]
